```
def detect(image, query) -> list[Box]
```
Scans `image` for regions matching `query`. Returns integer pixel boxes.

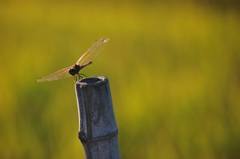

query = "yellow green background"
[1,0,240,158]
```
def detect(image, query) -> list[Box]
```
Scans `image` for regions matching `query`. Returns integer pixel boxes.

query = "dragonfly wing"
[37,66,72,82]
[76,38,109,65]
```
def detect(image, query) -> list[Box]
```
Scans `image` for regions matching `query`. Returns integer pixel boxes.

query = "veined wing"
[37,66,72,82]
[76,38,109,65]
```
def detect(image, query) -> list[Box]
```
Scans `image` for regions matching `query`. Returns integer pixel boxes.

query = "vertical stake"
[75,76,120,159]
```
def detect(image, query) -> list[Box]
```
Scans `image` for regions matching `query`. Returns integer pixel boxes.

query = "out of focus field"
[0,0,240,158]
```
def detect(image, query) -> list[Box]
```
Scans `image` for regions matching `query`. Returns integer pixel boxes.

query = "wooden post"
[75,76,120,159]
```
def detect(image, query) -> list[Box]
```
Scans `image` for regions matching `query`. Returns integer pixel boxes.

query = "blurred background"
[1,0,240,158]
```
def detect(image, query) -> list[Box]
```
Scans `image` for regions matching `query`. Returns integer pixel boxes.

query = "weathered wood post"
[75,76,120,159]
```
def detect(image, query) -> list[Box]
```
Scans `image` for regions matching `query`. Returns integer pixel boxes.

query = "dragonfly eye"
[68,68,77,76]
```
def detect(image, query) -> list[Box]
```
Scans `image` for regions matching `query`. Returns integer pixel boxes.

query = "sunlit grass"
[0,1,240,159]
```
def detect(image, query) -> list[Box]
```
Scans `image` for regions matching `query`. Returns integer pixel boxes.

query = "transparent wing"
[37,66,72,82]
[76,38,109,65]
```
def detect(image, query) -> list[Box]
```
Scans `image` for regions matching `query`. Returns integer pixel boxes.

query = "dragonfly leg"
[74,73,87,81]
[77,74,81,81]
[73,74,80,82]
[79,73,87,78]
[74,75,77,82]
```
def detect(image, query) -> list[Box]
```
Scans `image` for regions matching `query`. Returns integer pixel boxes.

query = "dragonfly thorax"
[68,64,81,76]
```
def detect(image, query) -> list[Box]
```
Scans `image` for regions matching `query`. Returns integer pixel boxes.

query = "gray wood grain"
[75,76,120,159]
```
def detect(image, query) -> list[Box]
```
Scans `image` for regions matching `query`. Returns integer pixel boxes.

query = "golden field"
[0,1,240,158]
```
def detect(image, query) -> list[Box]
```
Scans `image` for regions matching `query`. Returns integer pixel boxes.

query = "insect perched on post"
[37,38,109,82]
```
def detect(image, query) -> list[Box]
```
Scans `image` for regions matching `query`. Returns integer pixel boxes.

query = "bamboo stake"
[75,76,120,159]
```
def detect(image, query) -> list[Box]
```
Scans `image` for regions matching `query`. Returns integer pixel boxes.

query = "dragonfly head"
[68,64,81,76]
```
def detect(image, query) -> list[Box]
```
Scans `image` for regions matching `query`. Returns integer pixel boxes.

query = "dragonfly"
[37,38,109,82]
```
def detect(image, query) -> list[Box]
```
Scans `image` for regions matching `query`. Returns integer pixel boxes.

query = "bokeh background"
[1,0,240,158]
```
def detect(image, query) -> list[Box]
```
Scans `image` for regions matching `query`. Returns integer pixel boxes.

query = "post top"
[75,76,108,87]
